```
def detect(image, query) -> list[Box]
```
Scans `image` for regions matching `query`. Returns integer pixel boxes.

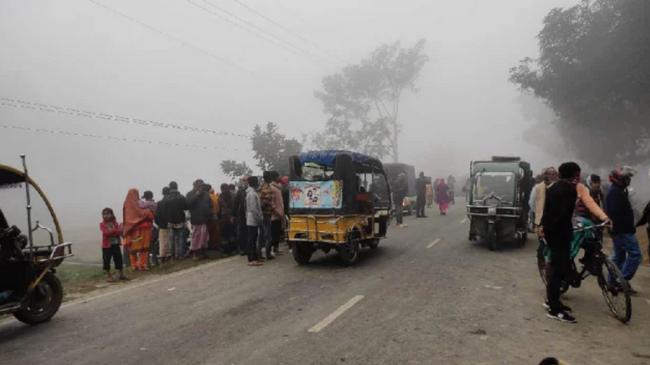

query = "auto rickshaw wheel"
[292,242,313,265]
[367,238,380,249]
[487,224,498,251]
[340,232,360,265]
[14,271,63,325]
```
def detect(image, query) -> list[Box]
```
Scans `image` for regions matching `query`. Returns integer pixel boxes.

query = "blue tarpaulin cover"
[299,150,382,169]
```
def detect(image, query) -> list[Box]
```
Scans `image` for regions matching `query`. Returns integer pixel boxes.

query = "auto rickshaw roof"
[472,161,522,175]
[0,163,64,244]
[299,150,384,172]
[0,163,28,188]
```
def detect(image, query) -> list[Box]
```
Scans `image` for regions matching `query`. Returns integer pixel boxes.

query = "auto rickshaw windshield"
[474,172,516,202]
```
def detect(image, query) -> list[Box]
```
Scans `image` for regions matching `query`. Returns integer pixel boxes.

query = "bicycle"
[536,219,632,323]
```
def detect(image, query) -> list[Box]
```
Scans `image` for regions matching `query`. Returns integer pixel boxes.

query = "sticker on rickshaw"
[291,181,342,209]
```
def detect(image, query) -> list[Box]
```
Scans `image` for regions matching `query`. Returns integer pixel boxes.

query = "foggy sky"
[1,0,581,261]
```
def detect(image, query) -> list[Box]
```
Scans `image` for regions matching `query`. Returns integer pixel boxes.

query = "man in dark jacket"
[539,162,582,323]
[218,183,236,255]
[392,173,408,227]
[167,181,187,259]
[186,179,213,260]
[415,172,427,218]
[606,167,641,291]
[233,176,249,256]
[155,187,172,263]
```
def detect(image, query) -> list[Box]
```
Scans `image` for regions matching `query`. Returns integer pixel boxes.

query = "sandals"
[119,276,131,281]
[248,261,263,267]
[140,267,151,272]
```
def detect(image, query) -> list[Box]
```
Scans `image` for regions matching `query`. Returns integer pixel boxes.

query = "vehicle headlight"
[488,207,497,215]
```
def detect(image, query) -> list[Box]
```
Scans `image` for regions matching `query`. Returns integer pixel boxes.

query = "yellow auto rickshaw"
[287,150,391,265]
[0,155,73,324]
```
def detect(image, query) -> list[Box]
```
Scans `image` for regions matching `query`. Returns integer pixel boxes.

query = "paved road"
[2,207,650,365]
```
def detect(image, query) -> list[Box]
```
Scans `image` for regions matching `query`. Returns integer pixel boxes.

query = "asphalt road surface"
[2,207,650,365]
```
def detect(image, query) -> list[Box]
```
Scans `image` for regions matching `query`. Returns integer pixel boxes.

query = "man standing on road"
[246,176,263,266]
[447,175,456,205]
[155,187,171,264]
[606,167,641,293]
[532,167,558,229]
[539,162,583,323]
[270,172,285,255]
[167,181,187,260]
[186,179,213,261]
[259,172,276,260]
[218,183,236,255]
[233,176,249,256]
[415,172,427,218]
[392,173,408,228]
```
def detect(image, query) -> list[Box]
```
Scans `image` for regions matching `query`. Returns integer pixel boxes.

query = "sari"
[123,188,154,267]
[436,179,450,213]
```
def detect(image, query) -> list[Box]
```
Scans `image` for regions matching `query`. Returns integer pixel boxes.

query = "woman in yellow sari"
[123,188,155,271]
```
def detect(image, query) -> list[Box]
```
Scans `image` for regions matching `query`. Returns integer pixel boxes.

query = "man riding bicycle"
[538,162,611,323]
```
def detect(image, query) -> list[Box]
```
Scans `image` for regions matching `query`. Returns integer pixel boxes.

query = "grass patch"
[57,252,231,300]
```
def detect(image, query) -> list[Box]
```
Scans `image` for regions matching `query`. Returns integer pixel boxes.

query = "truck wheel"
[292,242,313,265]
[14,271,63,325]
[487,224,498,251]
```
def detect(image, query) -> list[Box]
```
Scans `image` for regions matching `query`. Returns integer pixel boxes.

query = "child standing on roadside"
[100,208,129,282]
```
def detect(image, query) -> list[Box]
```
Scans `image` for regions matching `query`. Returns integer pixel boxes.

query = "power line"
[89,0,259,78]
[1,98,250,138]
[0,124,249,151]
[201,0,319,59]
[230,0,326,53]
[186,0,317,59]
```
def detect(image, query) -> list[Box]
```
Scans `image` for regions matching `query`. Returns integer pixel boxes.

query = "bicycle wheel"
[597,257,632,323]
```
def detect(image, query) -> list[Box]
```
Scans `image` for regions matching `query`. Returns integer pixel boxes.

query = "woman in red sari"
[435,178,450,215]
[123,188,155,271]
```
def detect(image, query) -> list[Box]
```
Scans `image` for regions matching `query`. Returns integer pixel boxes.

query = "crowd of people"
[100,173,292,281]
[533,163,650,323]
[390,172,457,228]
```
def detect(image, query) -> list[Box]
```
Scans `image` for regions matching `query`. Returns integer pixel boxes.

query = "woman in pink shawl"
[435,178,450,215]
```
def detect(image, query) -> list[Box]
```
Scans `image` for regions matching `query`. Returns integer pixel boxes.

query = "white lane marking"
[60,256,239,309]
[426,238,441,248]
[460,218,468,223]
[308,295,364,333]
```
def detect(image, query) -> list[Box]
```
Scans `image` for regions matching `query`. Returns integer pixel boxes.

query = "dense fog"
[1,0,647,261]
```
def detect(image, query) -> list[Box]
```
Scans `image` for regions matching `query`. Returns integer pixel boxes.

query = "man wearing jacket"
[155,187,172,263]
[606,167,641,292]
[167,181,187,259]
[246,176,263,266]
[186,179,213,261]
[233,176,249,256]
[392,173,408,228]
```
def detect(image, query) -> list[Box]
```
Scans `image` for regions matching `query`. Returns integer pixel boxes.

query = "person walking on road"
[435,178,450,215]
[167,181,187,260]
[426,181,433,208]
[447,175,457,205]
[233,176,249,256]
[123,188,155,271]
[415,172,427,218]
[246,176,263,266]
[186,179,213,261]
[392,173,408,228]
[539,162,583,323]
[100,207,128,282]
[606,167,641,293]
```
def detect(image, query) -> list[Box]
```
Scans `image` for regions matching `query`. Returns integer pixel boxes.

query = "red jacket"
[100,221,122,249]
